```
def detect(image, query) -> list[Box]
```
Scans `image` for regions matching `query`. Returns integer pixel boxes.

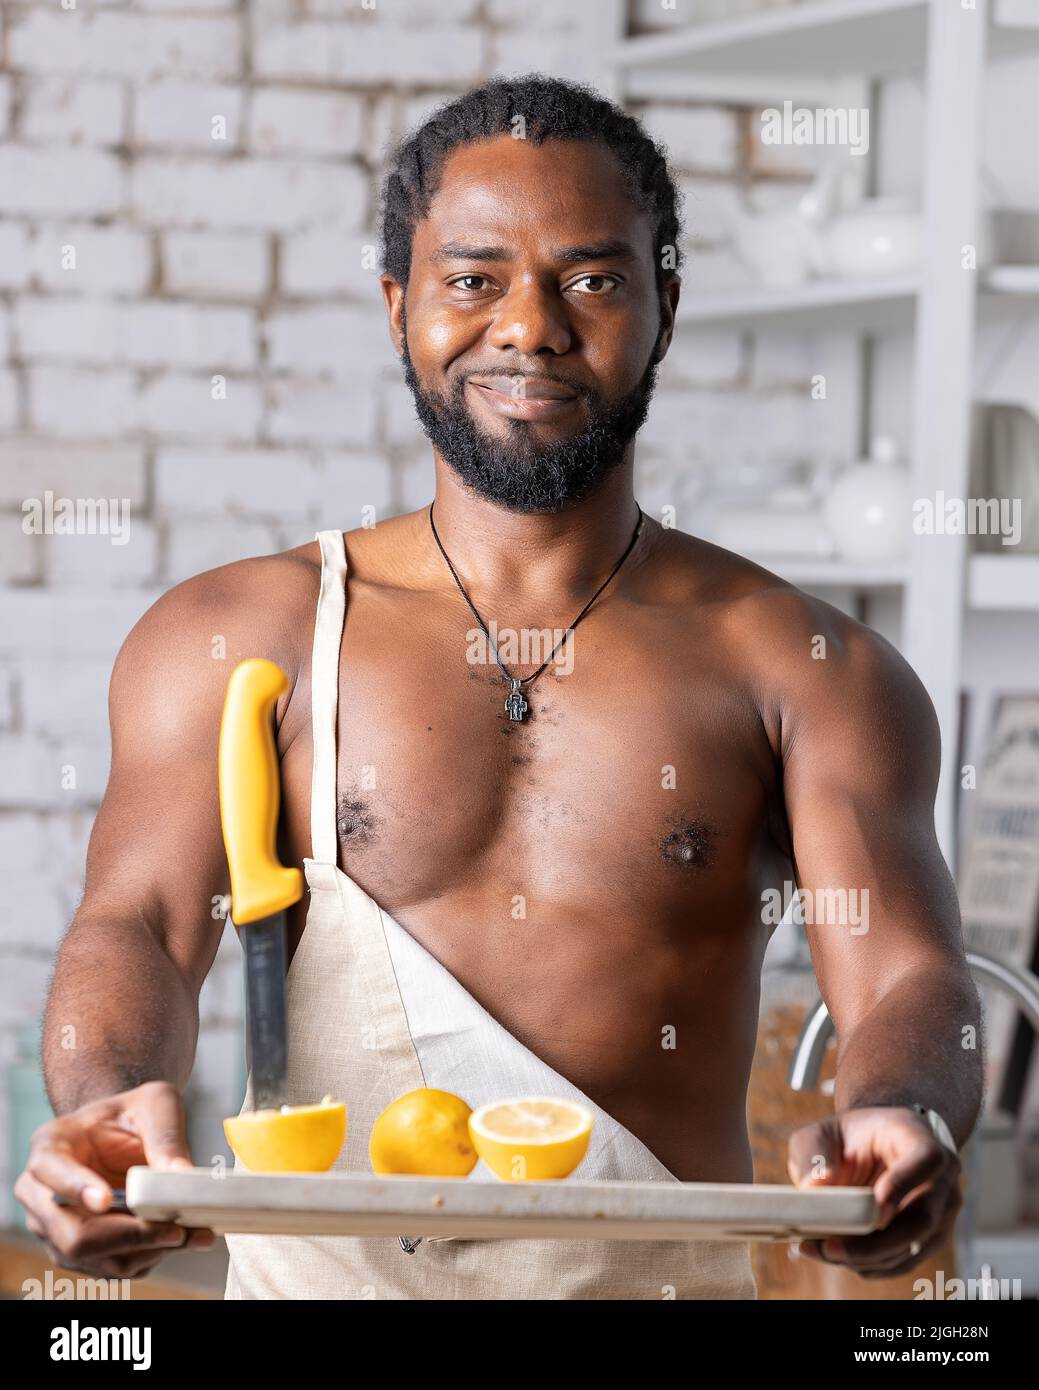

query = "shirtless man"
[16,76,980,1298]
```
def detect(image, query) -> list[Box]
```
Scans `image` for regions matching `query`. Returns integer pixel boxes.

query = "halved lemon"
[224,1096,346,1172]
[468,1097,593,1181]
[370,1088,477,1177]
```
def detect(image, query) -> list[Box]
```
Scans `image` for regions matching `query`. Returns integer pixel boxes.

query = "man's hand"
[787,1106,962,1279]
[14,1081,215,1281]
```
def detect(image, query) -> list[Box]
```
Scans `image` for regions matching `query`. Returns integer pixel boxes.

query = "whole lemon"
[370,1088,477,1177]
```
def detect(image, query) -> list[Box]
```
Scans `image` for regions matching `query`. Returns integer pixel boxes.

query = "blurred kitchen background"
[3,0,1039,1298]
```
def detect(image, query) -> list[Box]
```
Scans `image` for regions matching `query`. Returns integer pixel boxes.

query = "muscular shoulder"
[666,530,938,766]
[110,541,322,746]
[126,542,318,669]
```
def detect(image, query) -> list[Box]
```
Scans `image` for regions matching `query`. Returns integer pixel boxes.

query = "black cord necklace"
[429,500,645,723]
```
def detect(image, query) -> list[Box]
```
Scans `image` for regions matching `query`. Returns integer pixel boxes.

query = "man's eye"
[450,275,491,292]
[570,274,617,295]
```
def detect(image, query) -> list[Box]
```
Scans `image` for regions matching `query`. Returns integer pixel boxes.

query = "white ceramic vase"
[822,437,912,561]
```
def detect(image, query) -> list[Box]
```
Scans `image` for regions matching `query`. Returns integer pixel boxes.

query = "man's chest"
[278,597,785,924]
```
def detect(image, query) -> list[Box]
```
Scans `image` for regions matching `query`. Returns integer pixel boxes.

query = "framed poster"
[958,696,1039,1114]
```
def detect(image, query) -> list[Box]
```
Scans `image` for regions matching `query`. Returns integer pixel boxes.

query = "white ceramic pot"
[732,210,818,287]
[819,198,923,278]
[822,439,912,561]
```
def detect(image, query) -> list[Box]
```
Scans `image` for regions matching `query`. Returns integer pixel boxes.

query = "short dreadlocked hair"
[379,74,684,291]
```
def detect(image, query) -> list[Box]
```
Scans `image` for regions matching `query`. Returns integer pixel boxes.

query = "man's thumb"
[133,1083,195,1170]
[787,1117,844,1187]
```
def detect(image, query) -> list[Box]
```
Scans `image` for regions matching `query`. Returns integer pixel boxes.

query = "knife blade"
[219,659,304,1112]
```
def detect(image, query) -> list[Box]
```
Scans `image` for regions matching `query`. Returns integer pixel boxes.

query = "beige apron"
[223,529,757,1300]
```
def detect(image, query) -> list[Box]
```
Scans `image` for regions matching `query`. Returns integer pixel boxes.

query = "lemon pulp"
[468,1097,593,1181]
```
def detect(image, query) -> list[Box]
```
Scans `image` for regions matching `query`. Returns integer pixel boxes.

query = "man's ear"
[380,274,406,358]
[653,275,682,364]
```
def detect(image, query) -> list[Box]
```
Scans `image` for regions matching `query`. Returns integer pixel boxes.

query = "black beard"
[400,330,659,514]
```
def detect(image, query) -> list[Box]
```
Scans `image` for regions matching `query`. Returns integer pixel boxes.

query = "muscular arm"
[44,555,307,1114]
[773,596,982,1146]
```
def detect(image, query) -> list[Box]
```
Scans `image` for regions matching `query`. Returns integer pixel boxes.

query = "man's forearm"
[833,963,983,1148]
[43,914,200,1113]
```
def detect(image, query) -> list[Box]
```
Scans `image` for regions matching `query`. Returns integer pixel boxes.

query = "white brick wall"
[46,525,162,589]
[15,299,257,370]
[8,12,243,81]
[138,373,264,438]
[0,733,111,810]
[165,517,280,586]
[279,231,382,299]
[161,232,270,300]
[157,446,316,517]
[20,658,113,738]
[263,306,391,376]
[0,665,17,730]
[0,146,126,217]
[253,22,485,85]
[20,77,128,146]
[130,155,369,231]
[30,224,154,296]
[266,377,377,446]
[27,366,139,438]
[0,371,18,432]
[0,225,32,289]
[0,518,41,584]
[2,590,162,656]
[247,88,364,157]
[0,440,149,507]
[133,81,245,151]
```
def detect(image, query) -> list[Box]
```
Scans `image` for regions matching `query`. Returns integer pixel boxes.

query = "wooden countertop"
[1,1227,229,1301]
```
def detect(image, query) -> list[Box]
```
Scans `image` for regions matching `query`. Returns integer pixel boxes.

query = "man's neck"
[427,455,645,605]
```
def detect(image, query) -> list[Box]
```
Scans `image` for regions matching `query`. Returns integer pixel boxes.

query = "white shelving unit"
[764,557,906,589]
[969,554,1039,611]
[606,0,1039,862]
[681,272,919,332]
[677,269,1039,333]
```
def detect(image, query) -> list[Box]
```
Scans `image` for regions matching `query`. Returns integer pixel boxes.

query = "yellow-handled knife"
[219,659,304,1111]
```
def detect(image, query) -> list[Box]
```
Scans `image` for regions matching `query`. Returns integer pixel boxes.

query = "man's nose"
[486,280,572,356]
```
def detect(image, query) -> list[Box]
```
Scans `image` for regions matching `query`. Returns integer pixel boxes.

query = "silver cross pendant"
[505,679,529,722]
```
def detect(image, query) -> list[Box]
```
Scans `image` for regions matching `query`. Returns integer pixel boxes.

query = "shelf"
[968,554,1039,611]
[745,556,907,589]
[681,268,1039,333]
[683,273,918,332]
[737,553,1039,607]
[613,0,1039,86]
[983,265,1039,298]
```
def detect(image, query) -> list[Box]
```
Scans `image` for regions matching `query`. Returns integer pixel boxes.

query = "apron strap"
[309,529,347,865]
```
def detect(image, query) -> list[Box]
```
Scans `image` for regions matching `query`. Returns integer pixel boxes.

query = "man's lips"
[467,374,579,400]
[465,374,582,421]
